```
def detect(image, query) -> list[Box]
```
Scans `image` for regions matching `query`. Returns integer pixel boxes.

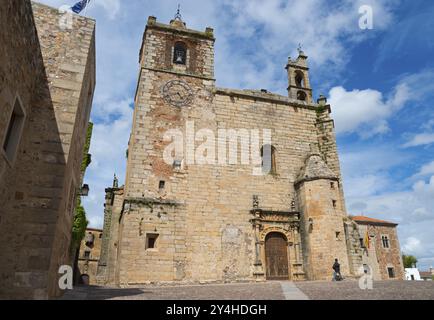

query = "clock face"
[162,80,194,107]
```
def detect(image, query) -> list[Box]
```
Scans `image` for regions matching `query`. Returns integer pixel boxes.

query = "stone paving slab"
[60,280,434,300]
[280,282,310,300]
[60,282,287,300]
[295,280,434,300]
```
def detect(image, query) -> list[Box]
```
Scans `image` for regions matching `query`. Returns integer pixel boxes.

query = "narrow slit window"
[261,145,277,174]
[3,98,25,162]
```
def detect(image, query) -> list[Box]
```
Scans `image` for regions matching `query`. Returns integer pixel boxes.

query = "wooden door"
[265,232,289,280]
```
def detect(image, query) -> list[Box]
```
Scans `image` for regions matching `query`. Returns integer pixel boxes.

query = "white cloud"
[213,0,396,92]
[329,70,434,137]
[329,86,393,136]
[94,0,121,19]
[344,174,434,267]
[403,237,422,255]
[81,98,133,228]
[402,133,434,148]
[414,160,434,177]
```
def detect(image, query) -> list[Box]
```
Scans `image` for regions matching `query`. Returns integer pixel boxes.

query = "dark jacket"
[333,261,341,273]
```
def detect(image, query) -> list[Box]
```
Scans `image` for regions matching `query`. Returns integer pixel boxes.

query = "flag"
[364,231,370,249]
[71,0,91,14]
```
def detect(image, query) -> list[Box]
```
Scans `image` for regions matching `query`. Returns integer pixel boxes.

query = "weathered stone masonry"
[98,15,402,286]
[0,1,95,299]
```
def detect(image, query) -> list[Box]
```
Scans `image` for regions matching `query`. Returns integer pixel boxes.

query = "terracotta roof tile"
[351,215,398,226]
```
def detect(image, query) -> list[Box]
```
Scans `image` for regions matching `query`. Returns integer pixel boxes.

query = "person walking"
[332,258,341,281]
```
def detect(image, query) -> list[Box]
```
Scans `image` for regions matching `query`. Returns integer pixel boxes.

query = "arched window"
[173,42,187,65]
[261,144,277,174]
[297,91,307,101]
[294,70,305,87]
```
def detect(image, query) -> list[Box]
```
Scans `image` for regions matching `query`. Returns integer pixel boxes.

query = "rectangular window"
[146,233,159,250]
[359,238,365,248]
[387,267,395,278]
[382,235,390,249]
[84,251,90,259]
[3,99,25,162]
[332,200,337,208]
[159,180,165,190]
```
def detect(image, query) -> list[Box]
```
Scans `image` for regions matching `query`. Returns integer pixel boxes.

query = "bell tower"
[285,47,313,103]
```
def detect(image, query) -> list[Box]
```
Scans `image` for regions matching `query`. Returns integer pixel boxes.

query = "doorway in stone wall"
[265,232,289,280]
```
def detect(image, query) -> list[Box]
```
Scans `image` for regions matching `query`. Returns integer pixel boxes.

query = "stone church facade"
[97,15,400,286]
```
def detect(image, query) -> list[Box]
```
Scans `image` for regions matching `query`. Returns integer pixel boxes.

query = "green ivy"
[80,122,93,173]
[71,197,88,250]
[71,122,93,251]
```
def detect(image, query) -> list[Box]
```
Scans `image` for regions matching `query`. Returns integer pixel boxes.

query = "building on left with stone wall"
[0,1,96,299]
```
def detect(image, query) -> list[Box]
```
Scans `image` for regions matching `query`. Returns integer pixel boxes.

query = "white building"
[404,268,422,281]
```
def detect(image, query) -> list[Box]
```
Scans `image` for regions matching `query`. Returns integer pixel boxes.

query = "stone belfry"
[125,9,216,199]
[285,46,313,103]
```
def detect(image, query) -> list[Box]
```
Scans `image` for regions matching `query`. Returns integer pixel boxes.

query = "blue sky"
[36,0,434,270]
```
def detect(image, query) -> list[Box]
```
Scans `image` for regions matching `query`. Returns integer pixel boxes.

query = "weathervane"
[297,43,303,54]
[174,4,182,21]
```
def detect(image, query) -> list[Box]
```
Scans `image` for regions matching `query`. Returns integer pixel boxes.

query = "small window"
[85,232,95,246]
[387,267,395,278]
[359,238,365,248]
[297,91,307,101]
[261,145,276,174]
[173,160,182,169]
[159,180,165,190]
[332,200,337,208]
[173,42,187,65]
[330,182,335,189]
[3,98,25,162]
[146,233,159,249]
[382,235,390,249]
[84,250,91,259]
[294,70,305,87]
[335,231,341,240]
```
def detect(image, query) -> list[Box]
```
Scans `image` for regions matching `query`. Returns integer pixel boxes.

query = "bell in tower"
[286,45,313,103]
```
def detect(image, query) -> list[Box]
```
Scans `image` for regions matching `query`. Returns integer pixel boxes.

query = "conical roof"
[296,153,337,184]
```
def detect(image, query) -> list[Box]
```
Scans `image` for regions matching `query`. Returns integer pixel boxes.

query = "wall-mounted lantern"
[80,184,90,197]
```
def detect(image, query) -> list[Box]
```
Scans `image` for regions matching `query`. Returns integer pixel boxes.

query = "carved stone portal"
[250,209,305,281]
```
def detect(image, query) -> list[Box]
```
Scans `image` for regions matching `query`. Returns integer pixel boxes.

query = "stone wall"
[0,1,95,299]
[297,177,350,280]
[97,187,125,285]
[368,224,405,280]
[77,228,102,285]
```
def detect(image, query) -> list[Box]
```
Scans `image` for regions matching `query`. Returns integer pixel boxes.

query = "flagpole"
[83,0,90,16]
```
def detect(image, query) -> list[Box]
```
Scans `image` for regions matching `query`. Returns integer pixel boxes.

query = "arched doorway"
[265,232,289,280]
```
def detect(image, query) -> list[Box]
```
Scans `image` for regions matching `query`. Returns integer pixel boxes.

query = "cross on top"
[174,4,182,21]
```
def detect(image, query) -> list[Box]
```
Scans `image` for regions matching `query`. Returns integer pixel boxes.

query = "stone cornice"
[145,22,215,41]
[215,88,319,110]
[124,197,181,207]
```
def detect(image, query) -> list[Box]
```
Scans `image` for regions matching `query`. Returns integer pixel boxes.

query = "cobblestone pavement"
[60,280,434,300]
[295,280,434,300]
[60,282,287,300]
